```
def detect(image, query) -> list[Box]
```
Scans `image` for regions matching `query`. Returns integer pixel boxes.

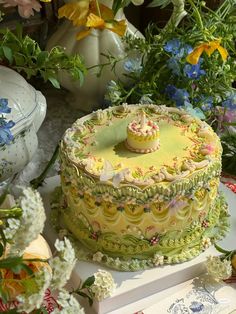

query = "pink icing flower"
[202,220,209,228]
[0,0,41,18]
[201,143,215,155]
[150,236,159,245]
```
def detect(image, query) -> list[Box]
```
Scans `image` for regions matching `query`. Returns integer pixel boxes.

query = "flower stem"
[95,0,102,18]
[187,0,204,31]
[0,207,22,219]
[30,144,59,190]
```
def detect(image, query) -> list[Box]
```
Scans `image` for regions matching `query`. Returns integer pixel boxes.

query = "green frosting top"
[61,104,222,187]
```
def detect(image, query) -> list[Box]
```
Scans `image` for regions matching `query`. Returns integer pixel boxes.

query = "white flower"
[206,256,232,281]
[9,188,46,256]
[202,237,212,249]
[92,251,104,262]
[17,267,51,313]
[3,218,20,239]
[50,238,76,289]
[52,290,84,314]
[152,254,164,266]
[89,269,116,301]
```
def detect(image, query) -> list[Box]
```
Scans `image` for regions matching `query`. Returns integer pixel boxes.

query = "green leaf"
[81,275,95,289]
[76,290,94,306]
[0,228,7,249]
[2,46,13,64]
[78,70,84,86]
[0,285,9,304]
[0,256,23,269]
[0,190,7,206]
[48,77,60,89]
[214,243,232,254]
[148,0,171,8]
[14,53,26,66]
[37,51,49,67]
[0,242,4,257]
[13,262,34,276]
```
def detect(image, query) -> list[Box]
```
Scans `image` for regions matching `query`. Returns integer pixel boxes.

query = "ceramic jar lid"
[0,65,47,135]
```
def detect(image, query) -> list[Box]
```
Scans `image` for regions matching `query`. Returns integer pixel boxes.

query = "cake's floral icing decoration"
[100,160,130,187]
[51,187,229,271]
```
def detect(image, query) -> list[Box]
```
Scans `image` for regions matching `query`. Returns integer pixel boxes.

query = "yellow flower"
[58,0,126,40]
[186,39,228,65]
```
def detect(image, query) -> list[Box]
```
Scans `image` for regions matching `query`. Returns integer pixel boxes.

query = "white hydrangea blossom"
[8,188,46,256]
[3,218,20,240]
[52,290,84,314]
[17,267,51,313]
[50,238,76,289]
[152,254,164,266]
[206,255,232,282]
[89,269,116,301]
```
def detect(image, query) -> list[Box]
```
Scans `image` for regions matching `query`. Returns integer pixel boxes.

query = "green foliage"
[105,0,236,123]
[0,26,87,88]
[221,132,236,176]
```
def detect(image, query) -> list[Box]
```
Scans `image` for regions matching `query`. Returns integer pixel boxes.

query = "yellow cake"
[58,104,229,271]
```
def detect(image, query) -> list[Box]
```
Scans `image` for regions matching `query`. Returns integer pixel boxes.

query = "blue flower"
[172,89,190,107]
[167,57,181,76]
[165,85,191,107]
[184,61,206,79]
[164,39,182,55]
[222,93,236,110]
[0,119,15,146]
[183,44,193,55]
[165,84,177,98]
[0,98,11,114]
[189,301,204,312]
[164,39,193,58]
[124,58,142,73]
[195,96,213,111]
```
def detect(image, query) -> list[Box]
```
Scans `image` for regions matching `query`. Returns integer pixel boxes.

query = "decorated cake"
[58,104,229,271]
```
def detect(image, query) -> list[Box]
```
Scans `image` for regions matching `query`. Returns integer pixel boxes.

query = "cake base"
[51,188,229,272]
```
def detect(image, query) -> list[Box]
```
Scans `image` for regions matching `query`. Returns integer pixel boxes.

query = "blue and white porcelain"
[0,66,47,183]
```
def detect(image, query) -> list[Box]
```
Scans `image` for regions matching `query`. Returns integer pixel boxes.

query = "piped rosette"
[126,111,160,153]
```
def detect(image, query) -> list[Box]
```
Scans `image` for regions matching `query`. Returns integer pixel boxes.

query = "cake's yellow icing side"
[61,174,219,238]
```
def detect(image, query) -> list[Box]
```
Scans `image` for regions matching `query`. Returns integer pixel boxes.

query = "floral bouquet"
[0,187,116,313]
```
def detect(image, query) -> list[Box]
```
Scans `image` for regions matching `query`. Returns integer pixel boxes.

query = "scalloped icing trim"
[60,154,221,202]
[51,189,229,271]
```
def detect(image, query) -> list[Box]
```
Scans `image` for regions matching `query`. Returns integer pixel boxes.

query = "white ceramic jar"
[46,1,144,112]
[0,66,47,183]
